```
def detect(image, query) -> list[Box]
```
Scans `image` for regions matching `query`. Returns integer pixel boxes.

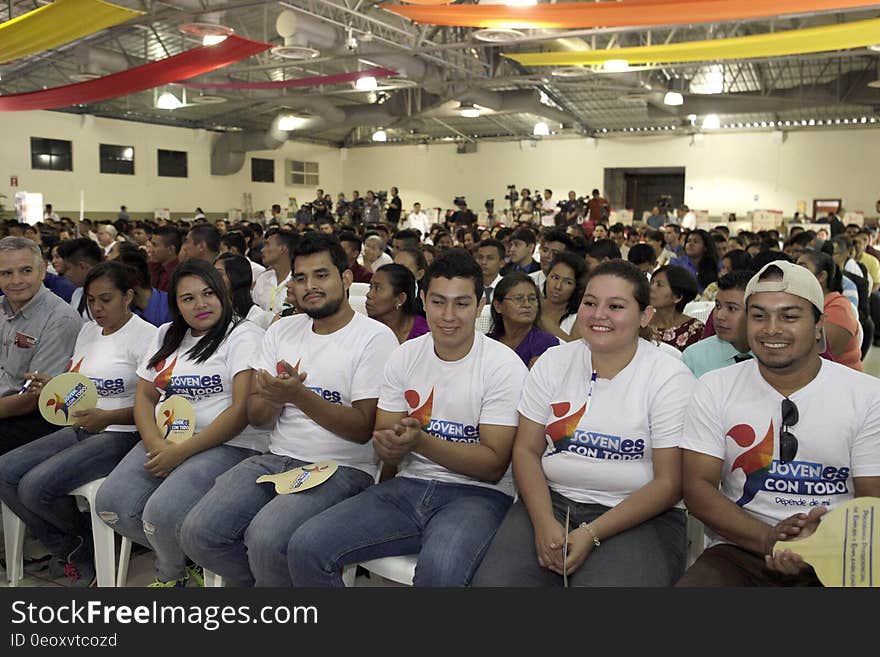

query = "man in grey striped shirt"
[0,237,81,454]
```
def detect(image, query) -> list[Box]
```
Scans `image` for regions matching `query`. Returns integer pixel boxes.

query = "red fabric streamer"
[0,35,271,111]
[184,67,399,90]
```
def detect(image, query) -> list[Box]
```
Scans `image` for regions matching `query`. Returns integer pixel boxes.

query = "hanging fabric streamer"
[0,36,272,111]
[0,0,143,64]
[382,0,880,29]
[505,17,880,67]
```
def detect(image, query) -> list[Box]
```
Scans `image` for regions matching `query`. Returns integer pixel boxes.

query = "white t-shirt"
[378,333,527,497]
[250,312,399,474]
[69,314,157,432]
[252,268,291,314]
[529,270,547,292]
[681,359,880,547]
[682,212,697,230]
[69,288,90,321]
[249,259,267,285]
[404,212,430,238]
[138,320,268,453]
[519,339,696,507]
[560,314,577,336]
[245,305,275,330]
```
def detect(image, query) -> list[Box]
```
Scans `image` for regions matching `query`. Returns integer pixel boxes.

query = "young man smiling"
[180,234,398,587]
[681,271,754,378]
[677,261,880,586]
[289,249,528,586]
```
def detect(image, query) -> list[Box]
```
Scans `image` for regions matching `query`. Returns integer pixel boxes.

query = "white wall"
[2,110,878,220]
[0,110,343,216]
[341,129,880,219]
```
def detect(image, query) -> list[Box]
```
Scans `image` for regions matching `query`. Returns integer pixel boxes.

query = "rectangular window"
[30,137,72,171]
[99,144,135,175]
[251,158,275,183]
[287,160,319,186]
[157,149,188,178]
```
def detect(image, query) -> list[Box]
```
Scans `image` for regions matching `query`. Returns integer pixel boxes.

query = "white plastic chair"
[357,555,417,586]
[474,304,493,334]
[349,294,368,315]
[683,300,715,324]
[115,536,222,587]
[685,513,707,568]
[1,502,25,586]
[2,477,118,587]
[349,282,370,297]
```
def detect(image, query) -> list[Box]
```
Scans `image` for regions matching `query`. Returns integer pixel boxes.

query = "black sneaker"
[63,560,96,588]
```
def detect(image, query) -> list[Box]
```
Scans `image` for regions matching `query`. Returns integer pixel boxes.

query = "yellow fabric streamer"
[506,17,880,67]
[0,0,143,64]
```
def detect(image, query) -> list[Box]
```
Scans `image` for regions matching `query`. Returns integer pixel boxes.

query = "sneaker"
[63,560,96,587]
[147,577,187,588]
[47,557,68,579]
[186,564,205,588]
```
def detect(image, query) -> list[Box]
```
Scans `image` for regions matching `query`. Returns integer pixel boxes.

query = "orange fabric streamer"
[383,0,880,29]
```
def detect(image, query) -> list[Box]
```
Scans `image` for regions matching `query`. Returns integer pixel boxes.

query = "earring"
[396,303,402,309]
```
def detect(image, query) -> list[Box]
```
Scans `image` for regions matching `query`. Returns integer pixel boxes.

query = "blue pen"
[17,370,38,395]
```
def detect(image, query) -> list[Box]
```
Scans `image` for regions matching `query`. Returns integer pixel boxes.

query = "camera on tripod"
[485,199,495,213]
[453,196,467,209]
[377,190,388,205]
[503,185,519,206]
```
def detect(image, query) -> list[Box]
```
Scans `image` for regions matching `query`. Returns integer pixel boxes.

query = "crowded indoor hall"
[1,0,879,592]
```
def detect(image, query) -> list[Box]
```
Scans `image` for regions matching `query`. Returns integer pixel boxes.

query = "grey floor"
[4,346,880,588]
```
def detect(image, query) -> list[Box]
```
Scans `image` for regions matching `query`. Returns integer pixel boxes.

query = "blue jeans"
[0,426,139,561]
[180,453,374,587]
[95,441,257,583]
[289,477,512,587]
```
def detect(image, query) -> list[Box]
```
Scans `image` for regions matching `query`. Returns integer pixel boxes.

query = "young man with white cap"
[677,260,880,586]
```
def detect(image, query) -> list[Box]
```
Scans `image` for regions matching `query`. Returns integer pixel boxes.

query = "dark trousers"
[676,543,822,587]
[0,412,56,456]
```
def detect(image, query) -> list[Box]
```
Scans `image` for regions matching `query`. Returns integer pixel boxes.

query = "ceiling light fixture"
[550,66,591,78]
[701,114,721,130]
[356,76,378,91]
[663,91,683,106]
[178,20,234,45]
[601,59,629,73]
[277,114,307,131]
[533,121,550,136]
[156,90,184,110]
[459,103,482,118]
[473,28,527,43]
[372,129,387,142]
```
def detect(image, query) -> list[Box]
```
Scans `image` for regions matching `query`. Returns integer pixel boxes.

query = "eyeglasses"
[503,294,539,306]
[780,398,799,464]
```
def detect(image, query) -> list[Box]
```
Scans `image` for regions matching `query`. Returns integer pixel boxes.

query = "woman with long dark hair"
[0,262,157,585]
[95,259,267,587]
[365,263,428,344]
[797,250,863,371]
[540,252,588,343]
[489,272,559,368]
[671,229,719,294]
[214,253,274,329]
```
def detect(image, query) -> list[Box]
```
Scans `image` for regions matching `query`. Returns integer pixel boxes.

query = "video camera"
[376,190,388,205]
[657,194,674,214]
[453,196,467,209]
[503,184,519,207]
[485,199,495,212]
